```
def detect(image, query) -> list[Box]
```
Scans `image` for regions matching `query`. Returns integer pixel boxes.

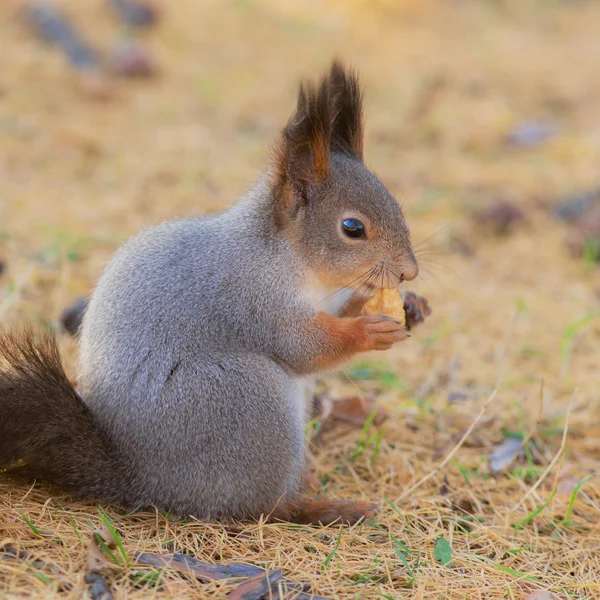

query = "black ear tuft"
[328,61,364,160]
[271,62,365,228]
[279,77,332,182]
[272,73,333,228]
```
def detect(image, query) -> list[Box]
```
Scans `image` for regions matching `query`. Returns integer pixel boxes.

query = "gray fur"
[69,65,418,520]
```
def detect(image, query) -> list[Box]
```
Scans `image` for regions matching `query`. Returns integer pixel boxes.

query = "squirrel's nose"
[400,258,419,282]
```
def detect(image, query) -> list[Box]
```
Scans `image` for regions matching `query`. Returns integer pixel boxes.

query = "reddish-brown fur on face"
[272,497,377,526]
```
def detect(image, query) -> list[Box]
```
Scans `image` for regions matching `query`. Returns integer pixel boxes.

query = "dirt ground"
[1,0,600,598]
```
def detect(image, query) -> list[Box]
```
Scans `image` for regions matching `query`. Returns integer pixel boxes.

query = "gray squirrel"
[0,62,430,525]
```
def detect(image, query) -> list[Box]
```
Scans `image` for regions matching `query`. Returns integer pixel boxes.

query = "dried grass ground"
[1,0,600,598]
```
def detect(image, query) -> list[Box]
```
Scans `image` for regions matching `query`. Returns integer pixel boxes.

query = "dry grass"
[2,0,600,597]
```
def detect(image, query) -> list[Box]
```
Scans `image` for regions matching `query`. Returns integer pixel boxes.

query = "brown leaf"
[88,526,117,573]
[227,570,284,600]
[524,592,557,600]
[329,395,388,426]
[556,467,580,496]
[471,199,525,236]
[312,395,333,421]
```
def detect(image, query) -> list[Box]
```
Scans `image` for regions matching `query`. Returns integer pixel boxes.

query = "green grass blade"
[561,474,594,525]
[321,525,343,570]
[21,513,43,537]
[99,507,130,568]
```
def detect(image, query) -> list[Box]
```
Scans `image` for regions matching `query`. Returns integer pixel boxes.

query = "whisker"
[316,263,387,308]
[350,265,382,298]
[315,266,378,306]
[417,266,447,290]
[411,226,451,250]
[413,249,450,258]
[386,266,405,288]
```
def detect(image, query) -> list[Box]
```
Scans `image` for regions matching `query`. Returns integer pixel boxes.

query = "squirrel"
[0,62,430,525]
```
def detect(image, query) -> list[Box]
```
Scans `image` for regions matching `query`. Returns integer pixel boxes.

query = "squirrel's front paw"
[355,314,408,351]
[402,292,432,331]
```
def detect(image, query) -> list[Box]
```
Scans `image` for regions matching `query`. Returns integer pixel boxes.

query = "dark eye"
[342,218,366,239]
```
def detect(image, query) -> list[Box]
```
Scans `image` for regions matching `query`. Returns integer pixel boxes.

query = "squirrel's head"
[271,61,418,292]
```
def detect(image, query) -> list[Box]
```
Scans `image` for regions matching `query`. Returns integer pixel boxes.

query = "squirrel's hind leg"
[271,497,377,526]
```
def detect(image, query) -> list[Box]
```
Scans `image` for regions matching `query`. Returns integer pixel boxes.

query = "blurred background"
[2,0,600,416]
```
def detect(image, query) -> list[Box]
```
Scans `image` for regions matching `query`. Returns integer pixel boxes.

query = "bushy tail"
[0,328,129,506]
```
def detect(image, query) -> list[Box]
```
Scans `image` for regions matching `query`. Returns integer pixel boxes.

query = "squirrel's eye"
[342,218,366,239]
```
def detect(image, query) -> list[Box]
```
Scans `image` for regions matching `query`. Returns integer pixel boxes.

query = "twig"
[394,388,498,504]
[513,391,577,512]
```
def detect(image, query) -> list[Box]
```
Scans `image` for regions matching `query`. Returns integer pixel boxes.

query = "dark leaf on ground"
[1,544,55,574]
[553,186,600,222]
[61,296,89,336]
[565,204,600,261]
[1,544,70,590]
[505,120,557,148]
[23,3,99,70]
[136,552,264,582]
[489,437,524,473]
[136,552,331,599]
[107,0,160,28]
[110,42,157,78]
[85,572,113,600]
[471,200,525,236]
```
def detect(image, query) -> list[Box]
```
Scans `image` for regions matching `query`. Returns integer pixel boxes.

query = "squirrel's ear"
[329,61,364,161]
[272,77,332,227]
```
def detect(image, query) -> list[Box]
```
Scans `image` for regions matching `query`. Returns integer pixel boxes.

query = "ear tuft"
[328,61,364,160]
[278,77,332,183]
[271,74,333,228]
[271,61,365,228]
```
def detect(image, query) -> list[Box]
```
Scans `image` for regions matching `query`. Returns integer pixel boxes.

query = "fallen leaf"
[553,186,600,222]
[447,389,477,404]
[329,395,388,426]
[489,437,524,473]
[312,395,333,421]
[22,3,98,70]
[107,0,160,28]
[136,552,263,582]
[85,572,113,600]
[1,545,70,590]
[505,120,557,148]
[60,296,89,337]
[524,592,557,600]
[135,552,331,599]
[109,42,157,79]
[556,467,579,496]
[88,526,117,573]
[471,200,525,236]
[227,570,284,599]
[433,537,453,566]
